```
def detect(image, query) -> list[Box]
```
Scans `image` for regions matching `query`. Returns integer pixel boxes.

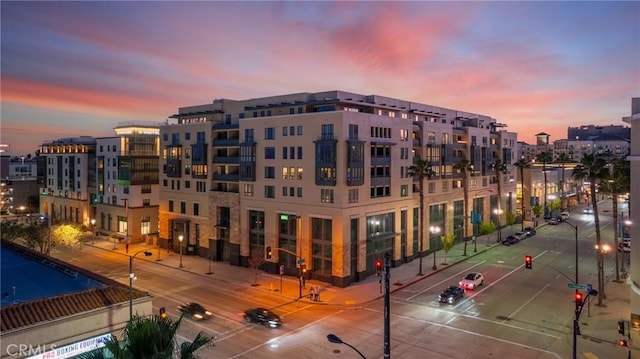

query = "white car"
[459,272,484,290]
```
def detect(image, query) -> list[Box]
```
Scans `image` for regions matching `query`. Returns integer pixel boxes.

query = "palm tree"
[572,153,609,306]
[454,157,473,256]
[555,153,571,210]
[514,158,531,231]
[535,151,554,218]
[77,315,213,359]
[407,159,434,275]
[598,158,630,283]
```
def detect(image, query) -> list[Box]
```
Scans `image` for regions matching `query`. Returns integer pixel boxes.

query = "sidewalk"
[85,228,506,307]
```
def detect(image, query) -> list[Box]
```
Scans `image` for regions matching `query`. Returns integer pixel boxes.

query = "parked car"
[523,227,537,237]
[459,272,484,290]
[178,302,213,320]
[243,307,283,328]
[501,235,519,246]
[513,232,525,241]
[548,218,560,225]
[560,211,570,220]
[439,286,465,304]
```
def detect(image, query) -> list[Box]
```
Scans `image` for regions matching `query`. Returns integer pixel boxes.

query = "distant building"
[568,124,630,141]
[94,121,162,244]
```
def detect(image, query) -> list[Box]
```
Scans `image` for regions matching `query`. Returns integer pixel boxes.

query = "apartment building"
[161,90,517,287]
[94,122,161,243]
[38,136,96,227]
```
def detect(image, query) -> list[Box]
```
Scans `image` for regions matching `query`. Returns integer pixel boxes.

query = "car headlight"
[205,311,212,316]
[194,314,203,319]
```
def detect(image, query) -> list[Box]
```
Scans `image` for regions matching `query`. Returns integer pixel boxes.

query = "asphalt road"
[48,203,632,358]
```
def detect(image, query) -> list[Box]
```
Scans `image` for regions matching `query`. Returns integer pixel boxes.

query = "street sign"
[587,284,593,292]
[279,265,285,275]
[297,259,305,265]
[568,283,587,290]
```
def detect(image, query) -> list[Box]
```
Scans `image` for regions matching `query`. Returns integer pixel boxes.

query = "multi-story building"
[95,122,161,244]
[160,90,517,287]
[38,136,96,227]
[568,124,630,141]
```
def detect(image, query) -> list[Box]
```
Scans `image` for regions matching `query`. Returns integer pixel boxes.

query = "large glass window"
[278,214,298,270]
[311,217,332,277]
[249,210,265,260]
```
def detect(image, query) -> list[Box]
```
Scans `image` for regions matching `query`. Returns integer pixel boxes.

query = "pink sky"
[1,1,638,156]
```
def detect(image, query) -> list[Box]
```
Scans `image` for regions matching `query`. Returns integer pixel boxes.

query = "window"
[185,181,190,189]
[265,127,275,140]
[289,166,295,179]
[321,189,334,203]
[297,125,303,135]
[311,217,332,276]
[244,184,254,196]
[282,186,288,196]
[297,146,302,159]
[180,201,186,214]
[290,126,295,135]
[282,167,289,179]
[264,185,275,198]
[142,199,150,206]
[401,185,408,197]
[290,147,295,159]
[428,182,436,194]
[193,203,199,216]
[169,200,174,212]
[245,129,254,142]
[185,132,191,140]
[400,129,409,141]
[265,166,275,178]
[283,127,288,136]
[265,147,275,159]
[141,216,150,235]
[349,124,359,140]
[321,124,334,139]
[196,181,206,192]
[289,187,295,197]
[348,189,359,203]
[297,187,303,197]
[283,146,288,159]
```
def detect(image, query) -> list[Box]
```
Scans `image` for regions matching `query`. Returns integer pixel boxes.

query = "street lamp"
[430,225,440,270]
[494,208,503,244]
[129,250,152,319]
[178,235,184,268]
[327,334,366,359]
[595,243,611,302]
[90,218,96,245]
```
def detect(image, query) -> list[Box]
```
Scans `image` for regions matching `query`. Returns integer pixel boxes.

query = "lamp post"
[129,250,152,319]
[494,208,503,244]
[327,334,366,359]
[178,235,184,268]
[430,225,440,270]
[595,243,611,302]
[90,218,96,245]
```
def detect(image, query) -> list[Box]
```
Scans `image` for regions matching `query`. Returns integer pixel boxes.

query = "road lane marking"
[406,260,487,301]
[499,283,550,324]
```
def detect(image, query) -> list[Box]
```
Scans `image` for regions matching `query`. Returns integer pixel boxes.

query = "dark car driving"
[243,307,283,328]
[178,302,212,320]
[439,286,465,304]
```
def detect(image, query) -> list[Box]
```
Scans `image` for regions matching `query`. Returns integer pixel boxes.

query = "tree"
[439,233,456,265]
[0,221,26,242]
[492,159,508,235]
[76,314,213,359]
[23,222,50,253]
[598,158,630,282]
[555,153,571,210]
[407,159,434,275]
[513,158,531,231]
[535,151,554,218]
[478,222,496,243]
[247,251,266,286]
[572,153,609,306]
[454,157,473,256]
[51,224,84,248]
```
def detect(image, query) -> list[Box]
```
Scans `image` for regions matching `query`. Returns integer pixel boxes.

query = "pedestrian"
[309,287,314,300]
[125,236,130,254]
[315,286,320,302]
[301,275,306,289]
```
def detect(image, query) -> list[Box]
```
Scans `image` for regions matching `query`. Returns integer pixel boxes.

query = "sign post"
[279,265,284,293]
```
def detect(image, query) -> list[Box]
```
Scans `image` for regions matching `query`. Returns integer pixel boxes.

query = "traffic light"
[266,246,272,259]
[376,260,382,276]
[159,307,167,319]
[301,264,307,273]
[618,320,626,335]
[618,339,628,347]
[524,255,532,269]
[574,290,583,306]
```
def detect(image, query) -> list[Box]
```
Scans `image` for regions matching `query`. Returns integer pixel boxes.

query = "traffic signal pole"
[383,251,391,359]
